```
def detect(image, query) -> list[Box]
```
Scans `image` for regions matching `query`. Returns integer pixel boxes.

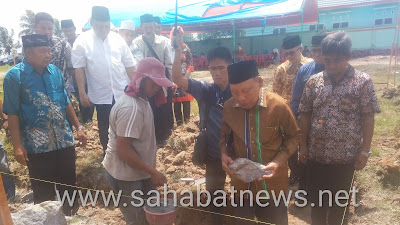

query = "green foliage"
[196,30,246,41]
[18,9,64,39]
[53,19,64,39]
[19,10,35,37]
[0,27,21,55]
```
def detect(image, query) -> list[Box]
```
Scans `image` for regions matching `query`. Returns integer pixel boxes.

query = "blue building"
[187,0,400,55]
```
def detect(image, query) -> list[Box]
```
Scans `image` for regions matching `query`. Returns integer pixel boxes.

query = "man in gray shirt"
[102,57,174,225]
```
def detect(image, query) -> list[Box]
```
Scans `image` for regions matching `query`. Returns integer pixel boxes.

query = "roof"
[318,0,400,9]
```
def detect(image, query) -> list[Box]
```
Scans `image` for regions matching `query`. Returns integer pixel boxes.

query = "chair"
[193,58,201,71]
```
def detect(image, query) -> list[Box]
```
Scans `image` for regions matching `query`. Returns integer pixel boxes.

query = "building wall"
[186,2,400,55]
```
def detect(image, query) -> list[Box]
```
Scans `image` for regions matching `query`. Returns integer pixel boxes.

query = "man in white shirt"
[119,20,143,63]
[134,14,173,146]
[153,16,175,61]
[72,6,137,152]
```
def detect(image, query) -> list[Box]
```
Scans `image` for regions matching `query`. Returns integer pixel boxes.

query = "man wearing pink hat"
[102,57,174,225]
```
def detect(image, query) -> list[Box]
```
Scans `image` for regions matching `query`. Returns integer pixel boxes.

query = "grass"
[0,65,12,74]
[1,58,399,224]
[191,70,211,79]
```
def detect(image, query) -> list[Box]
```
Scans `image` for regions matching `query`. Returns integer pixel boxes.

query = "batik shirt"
[50,36,74,94]
[299,66,381,164]
[273,56,313,104]
[3,60,74,154]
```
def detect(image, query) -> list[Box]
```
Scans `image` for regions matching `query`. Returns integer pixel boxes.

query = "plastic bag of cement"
[228,158,272,183]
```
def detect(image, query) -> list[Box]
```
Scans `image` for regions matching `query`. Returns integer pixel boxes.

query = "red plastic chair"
[193,58,201,71]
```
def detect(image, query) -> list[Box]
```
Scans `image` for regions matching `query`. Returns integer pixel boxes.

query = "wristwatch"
[77,125,84,131]
[360,151,372,158]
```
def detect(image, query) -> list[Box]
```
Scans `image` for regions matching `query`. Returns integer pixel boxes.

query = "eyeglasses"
[284,48,301,57]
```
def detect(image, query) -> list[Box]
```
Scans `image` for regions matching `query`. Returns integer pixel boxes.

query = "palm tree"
[53,19,64,38]
[19,10,36,37]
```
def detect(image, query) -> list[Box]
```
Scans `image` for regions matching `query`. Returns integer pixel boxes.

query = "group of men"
[1,5,381,225]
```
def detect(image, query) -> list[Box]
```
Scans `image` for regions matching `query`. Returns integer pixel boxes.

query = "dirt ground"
[3,55,400,225]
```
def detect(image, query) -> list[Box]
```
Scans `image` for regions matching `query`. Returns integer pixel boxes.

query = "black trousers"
[307,162,355,225]
[205,156,227,225]
[95,100,114,151]
[174,101,191,125]
[232,197,288,225]
[151,88,174,143]
[73,84,94,124]
[27,147,77,215]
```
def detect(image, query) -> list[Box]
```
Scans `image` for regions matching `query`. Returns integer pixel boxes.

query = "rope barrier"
[0,171,275,225]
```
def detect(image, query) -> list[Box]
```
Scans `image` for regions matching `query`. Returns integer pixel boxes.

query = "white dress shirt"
[72,30,137,104]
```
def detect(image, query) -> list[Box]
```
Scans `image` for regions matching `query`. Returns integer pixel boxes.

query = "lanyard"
[244,98,268,193]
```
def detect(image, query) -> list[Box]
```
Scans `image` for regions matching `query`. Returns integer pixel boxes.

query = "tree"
[53,19,64,38]
[19,10,64,39]
[0,27,21,55]
[19,9,35,37]
[196,30,246,41]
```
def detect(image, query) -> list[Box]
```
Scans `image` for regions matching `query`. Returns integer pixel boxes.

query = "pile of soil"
[378,149,400,187]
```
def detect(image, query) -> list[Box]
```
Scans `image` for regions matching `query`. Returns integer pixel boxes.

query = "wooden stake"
[0,174,13,225]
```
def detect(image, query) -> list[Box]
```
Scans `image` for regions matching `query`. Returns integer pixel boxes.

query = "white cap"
[120,20,135,31]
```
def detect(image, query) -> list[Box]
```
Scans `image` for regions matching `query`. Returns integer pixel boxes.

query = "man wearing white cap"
[119,20,143,63]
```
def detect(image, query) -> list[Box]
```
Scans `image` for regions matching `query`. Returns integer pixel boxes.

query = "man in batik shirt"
[34,12,74,95]
[272,34,312,185]
[299,32,380,225]
[273,34,313,105]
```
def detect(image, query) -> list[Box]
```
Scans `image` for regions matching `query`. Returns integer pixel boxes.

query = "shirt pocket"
[48,80,66,106]
[259,125,279,150]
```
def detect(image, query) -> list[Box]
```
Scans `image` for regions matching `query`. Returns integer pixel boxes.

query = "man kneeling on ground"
[102,57,175,225]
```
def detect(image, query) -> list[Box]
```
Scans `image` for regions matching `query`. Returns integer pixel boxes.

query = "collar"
[143,34,163,44]
[22,59,50,75]
[233,88,268,109]
[324,64,355,84]
[300,55,310,65]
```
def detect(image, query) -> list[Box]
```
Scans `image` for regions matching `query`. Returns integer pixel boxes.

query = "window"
[341,22,349,28]
[280,28,286,34]
[309,25,316,31]
[318,24,325,30]
[273,28,279,35]
[375,19,383,25]
[385,18,393,24]
[333,23,340,29]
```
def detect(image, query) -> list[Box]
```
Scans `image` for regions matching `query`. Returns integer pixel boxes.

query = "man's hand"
[221,153,234,177]
[299,145,308,164]
[77,130,87,148]
[2,121,8,131]
[151,170,167,187]
[79,93,91,108]
[14,146,28,166]
[355,153,369,170]
[172,27,184,49]
[259,161,280,180]
[171,83,178,94]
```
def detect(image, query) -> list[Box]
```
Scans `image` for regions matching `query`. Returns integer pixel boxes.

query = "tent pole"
[233,23,236,63]
[301,7,304,42]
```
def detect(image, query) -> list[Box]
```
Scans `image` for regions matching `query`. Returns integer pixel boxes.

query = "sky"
[0,0,201,37]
